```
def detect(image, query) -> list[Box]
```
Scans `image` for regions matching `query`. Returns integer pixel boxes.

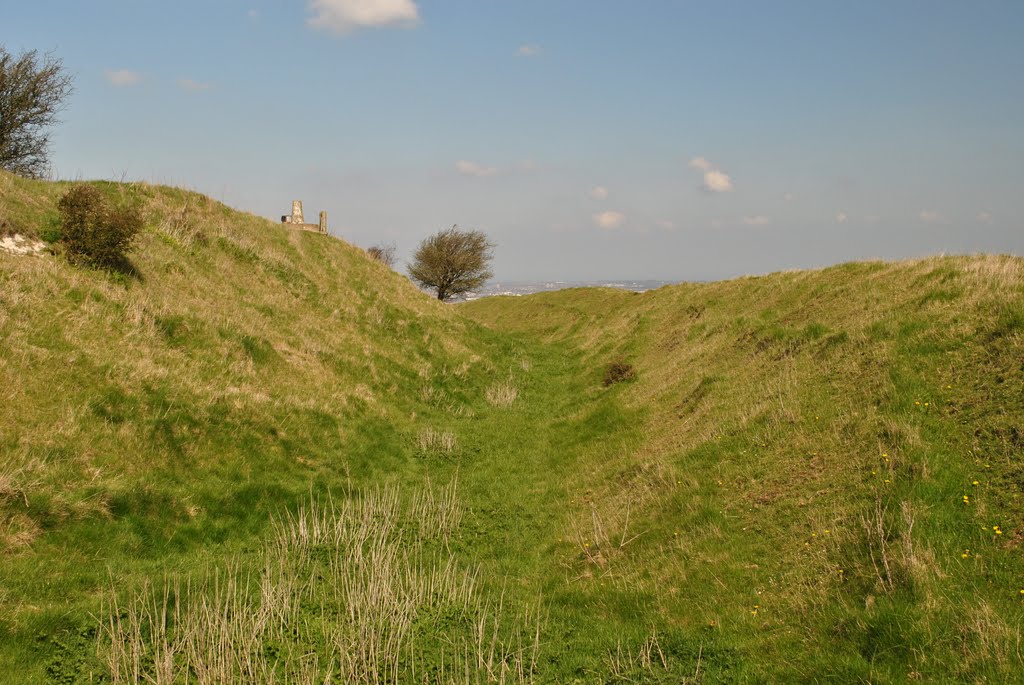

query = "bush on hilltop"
[57,184,142,270]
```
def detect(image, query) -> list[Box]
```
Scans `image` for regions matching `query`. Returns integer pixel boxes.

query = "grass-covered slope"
[1,169,477,554]
[0,172,580,683]
[3,167,1024,683]
[465,257,1024,682]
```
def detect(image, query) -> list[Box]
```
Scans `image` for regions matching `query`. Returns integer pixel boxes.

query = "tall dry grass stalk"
[485,381,518,408]
[417,428,458,455]
[606,631,669,679]
[569,499,646,575]
[98,482,540,684]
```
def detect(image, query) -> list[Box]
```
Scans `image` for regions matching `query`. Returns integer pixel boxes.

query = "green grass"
[2,170,1024,682]
[465,256,1024,682]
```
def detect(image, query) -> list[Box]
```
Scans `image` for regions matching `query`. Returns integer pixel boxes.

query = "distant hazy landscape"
[464,280,677,300]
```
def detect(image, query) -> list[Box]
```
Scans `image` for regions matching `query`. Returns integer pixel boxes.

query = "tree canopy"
[0,47,73,178]
[408,226,494,301]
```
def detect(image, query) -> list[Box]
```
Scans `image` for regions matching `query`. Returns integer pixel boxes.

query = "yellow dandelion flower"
[972,481,980,486]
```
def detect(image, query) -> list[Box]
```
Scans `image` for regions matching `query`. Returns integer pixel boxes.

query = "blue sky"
[4,1,1023,280]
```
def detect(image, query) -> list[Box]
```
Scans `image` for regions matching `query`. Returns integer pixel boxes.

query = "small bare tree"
[0,47,73,178]
[408,226,494,301]
[367,243,397,268]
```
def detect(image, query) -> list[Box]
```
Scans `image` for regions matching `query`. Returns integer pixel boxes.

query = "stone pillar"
[319,211,327,234]
[291,200,304,225]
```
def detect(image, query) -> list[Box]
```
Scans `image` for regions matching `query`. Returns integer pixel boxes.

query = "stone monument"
[281,200,328,234]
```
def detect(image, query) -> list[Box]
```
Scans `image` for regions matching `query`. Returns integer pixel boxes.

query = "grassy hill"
[2,170,1023,682]
[465,256,1024,682]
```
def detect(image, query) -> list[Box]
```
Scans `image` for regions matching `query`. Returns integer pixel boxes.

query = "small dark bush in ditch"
[57,185,142,270]
[603,359,636,386]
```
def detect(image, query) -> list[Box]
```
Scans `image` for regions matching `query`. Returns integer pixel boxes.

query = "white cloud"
[835,212,848,224]
[308,0,419,34]
[593,211,625,230]
[178,78,213,91]
[455,160,498,177]
[919,210,946,224]
[516,44,542,57]
[783,192,794,202]
[656,219,675,230]
[977,211,993,223]
[105,69,142,87]
[689,157,733,193]
[589,185,609,200]
[688,157,713,171]
[741,215,771,226]
[247,9,260,18]
[702,169,734,193]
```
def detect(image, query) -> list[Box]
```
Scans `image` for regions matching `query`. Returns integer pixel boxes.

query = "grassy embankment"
[465,255,1024,682]
[0,171,652,684]
[2,169,1024,682]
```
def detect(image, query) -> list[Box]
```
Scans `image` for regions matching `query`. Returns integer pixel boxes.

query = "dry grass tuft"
[0,513,41,552]
[957,602,1023,675]
[959,254,1024,291]
[606,631,677,681]
[569,499,647,576]
[99,483,540,684]
[416,428,458,455]
[156,197,207,248]
[486,380,518,408]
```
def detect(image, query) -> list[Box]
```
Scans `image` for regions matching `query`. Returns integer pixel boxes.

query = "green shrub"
[57,185,142,269]
[603,359,636,386]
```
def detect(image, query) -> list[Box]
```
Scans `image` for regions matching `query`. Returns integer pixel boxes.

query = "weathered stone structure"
[281,200,327,234]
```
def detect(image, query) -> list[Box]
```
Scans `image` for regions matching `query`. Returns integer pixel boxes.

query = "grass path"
[400,327,666,681]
